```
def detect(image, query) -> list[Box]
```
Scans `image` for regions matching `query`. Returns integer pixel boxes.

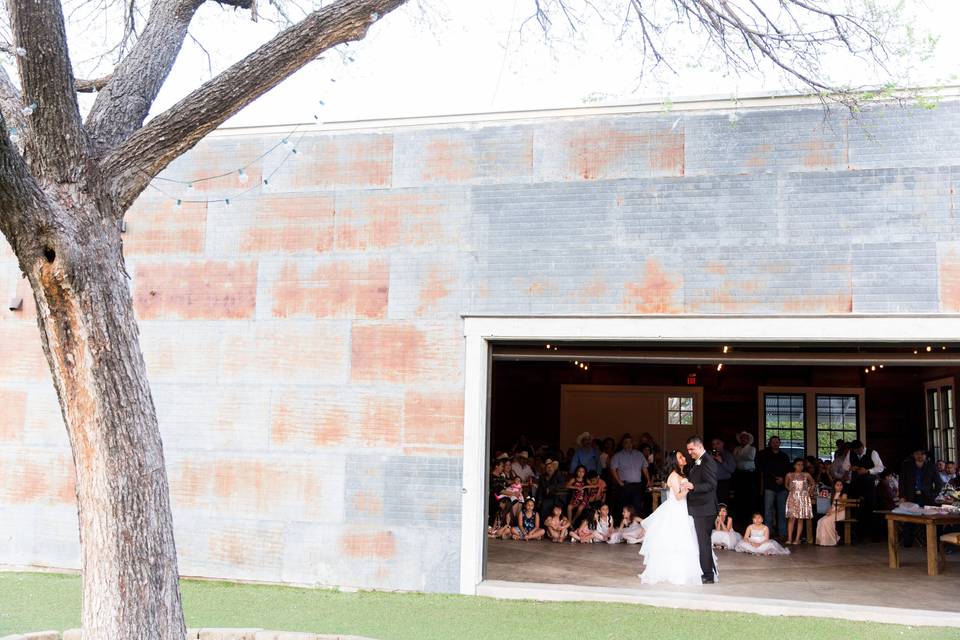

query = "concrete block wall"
[1,98,959,593]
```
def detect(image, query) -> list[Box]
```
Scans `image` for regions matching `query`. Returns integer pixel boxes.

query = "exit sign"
[687,374,697,385]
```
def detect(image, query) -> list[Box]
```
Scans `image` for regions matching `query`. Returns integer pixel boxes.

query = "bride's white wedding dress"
[638,473,712,586]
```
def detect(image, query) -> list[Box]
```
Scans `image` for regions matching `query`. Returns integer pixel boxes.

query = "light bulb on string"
[370,11,379,22]
[237,169,249,184]
[187,182,194,190]
[717,363,724,372]
[224,198,231,206]
[722,346,730,354]
[15,47,26,57]
[870,365,876,371]
[927,346,932,352]
[175,199,182,208]
[21,102,36,116]
[864,368,869,373]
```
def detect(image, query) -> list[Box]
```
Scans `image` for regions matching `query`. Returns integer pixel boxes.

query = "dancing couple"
[638,436,719,586]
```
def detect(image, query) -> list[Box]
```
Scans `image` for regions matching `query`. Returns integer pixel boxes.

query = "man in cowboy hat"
[569,431,600,474]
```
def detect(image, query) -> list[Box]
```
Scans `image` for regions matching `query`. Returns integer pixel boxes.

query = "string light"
[237,168,249,184]
[870,365,876,371]
[545,344,551,349]
[369,11,380,22]
[914,349,919,355]
[15,47,26,57]
[864,368,870,373]
[716,363,723,372]
[722,346,730,354]
[927,346,933,352]
[21,102,36,116]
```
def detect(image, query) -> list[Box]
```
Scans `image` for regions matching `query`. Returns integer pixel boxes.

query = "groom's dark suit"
[686,452,718,582]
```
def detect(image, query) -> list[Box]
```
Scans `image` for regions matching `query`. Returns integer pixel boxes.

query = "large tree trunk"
[24,197,185,639]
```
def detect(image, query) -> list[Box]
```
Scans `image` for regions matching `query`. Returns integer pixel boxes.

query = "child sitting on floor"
[570,508,595,544]
[608,505,644,544]
[544,505,570,543]
[488,497,513,539]
[591,504,614,542]
[512,498,545,541]
[711,504,742,550]
[735,513,790,556]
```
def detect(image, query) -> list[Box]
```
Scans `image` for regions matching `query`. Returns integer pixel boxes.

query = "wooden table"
[649,486,665,510]
[881,510,960,576]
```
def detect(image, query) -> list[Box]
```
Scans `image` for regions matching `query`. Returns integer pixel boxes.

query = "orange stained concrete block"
[269,259,389,320]
[123,200,207,255]
[269,388,349,448]
[133,260,258,320]
[940,246,960,312]
[0,323,49,382]
[220,322,350,384]
[341,530,396,559]
[290,134,393,189]
[334,191,456,251]
[0,388,27,441]
[350,323,462,384]
[0,452,75,505]
[179,140,265,193]
[415,266,454,315]
[420,137,476,183]
[358,393,403,448]
[623,259,683,313]
[173,457,327,520]
[402,390,464,446]
[352,489,384,516]
[140,322,224,383]
[239,193,335,254]
[567,124,684,180]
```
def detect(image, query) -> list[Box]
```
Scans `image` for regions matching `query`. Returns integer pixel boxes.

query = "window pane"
[764,393,805,456]
[668,397,680,410]
[680,412,694,426]
[680,397,693,411]
[814,394,858,459]
[668,411,680,425]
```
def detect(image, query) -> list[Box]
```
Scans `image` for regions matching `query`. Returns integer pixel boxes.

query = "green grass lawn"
[0,571,954,640]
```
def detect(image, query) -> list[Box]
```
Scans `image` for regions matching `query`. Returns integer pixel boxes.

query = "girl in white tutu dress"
[735,513,790,555]
[638,451,715,585]
[711,504,742,550]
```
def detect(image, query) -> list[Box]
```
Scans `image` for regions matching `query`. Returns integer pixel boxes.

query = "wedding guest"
[735,513,790,555]
[785,459,815,545]
[512,498,545,541]
[570,508,595,543]
[569,432,600,474]
[899,448,943,547]
[877,469,899,511]
[585,470,607,509]
[943,461,957,485]
[513,452,538,498]
[566,465,590,524]
[711,504,742,550]
[757,436,791,539]
[610,435,650,515]
[592,504,614,542]
[815,460,833,487]
[538,458,566,519]
[816,480,847,546]
[608,506,644,544]
[711,438,736,505]
[831,441,850,483]
[936,459,947,482]
[732,431,757,521]
[490,460,507,497]
[488,497,513,539]
[544,505,571,543]
[599,437,616,472]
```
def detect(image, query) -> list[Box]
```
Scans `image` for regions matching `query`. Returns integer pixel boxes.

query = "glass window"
[667,396,694,426]
[928,385,957,463]
[815,395,859,460]
[928,388,943,462]
[764,394,805,461]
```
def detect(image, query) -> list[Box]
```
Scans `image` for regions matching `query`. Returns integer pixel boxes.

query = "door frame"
[460,314,960,595]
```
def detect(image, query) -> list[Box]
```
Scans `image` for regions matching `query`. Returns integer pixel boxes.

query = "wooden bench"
[940,531,960,571]
[840,497,861,545]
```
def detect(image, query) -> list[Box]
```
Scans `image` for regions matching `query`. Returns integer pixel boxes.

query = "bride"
[638,450,713,586]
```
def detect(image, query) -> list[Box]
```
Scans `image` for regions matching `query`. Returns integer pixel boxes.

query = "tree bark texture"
[0,0,410,638]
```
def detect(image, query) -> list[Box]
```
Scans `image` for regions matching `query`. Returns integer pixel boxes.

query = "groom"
[681,436,718,584]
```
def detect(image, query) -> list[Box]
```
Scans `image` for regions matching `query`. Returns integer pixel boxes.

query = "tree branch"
[0,113,54,263]
[76,74,114,93]
[85,0,205,154]
[102,0,408,212]
[0,66,28,141]
[8,0,88,182]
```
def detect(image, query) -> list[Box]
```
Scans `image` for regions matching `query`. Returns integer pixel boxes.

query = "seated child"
[608,505,644,544]
[711,504,742,550]
[585,470,607,508]
[735,513,790,556]
[570,508,595,544]
[543,505,570,543]
[591,504,614,542]
[487,497,513,539]
[498,475,525,518]
[512,498,545,541]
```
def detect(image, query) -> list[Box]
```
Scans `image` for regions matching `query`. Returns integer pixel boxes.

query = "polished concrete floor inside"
[486,538,960,611]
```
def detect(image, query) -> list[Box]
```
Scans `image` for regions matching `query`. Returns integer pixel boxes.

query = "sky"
[51,0,960,128]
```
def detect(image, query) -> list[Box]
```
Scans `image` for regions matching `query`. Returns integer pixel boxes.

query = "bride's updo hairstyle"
[664,450,688,477]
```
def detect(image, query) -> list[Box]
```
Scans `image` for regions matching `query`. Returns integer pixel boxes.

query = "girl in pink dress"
[785,459,815,545]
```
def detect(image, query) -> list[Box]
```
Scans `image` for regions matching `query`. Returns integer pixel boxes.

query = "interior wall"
[491,359,955,466]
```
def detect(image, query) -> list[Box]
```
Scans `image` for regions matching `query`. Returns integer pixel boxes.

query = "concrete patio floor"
[485,537,960,621]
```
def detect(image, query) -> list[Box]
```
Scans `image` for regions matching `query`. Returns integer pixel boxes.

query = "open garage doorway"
[459,317,960,622]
